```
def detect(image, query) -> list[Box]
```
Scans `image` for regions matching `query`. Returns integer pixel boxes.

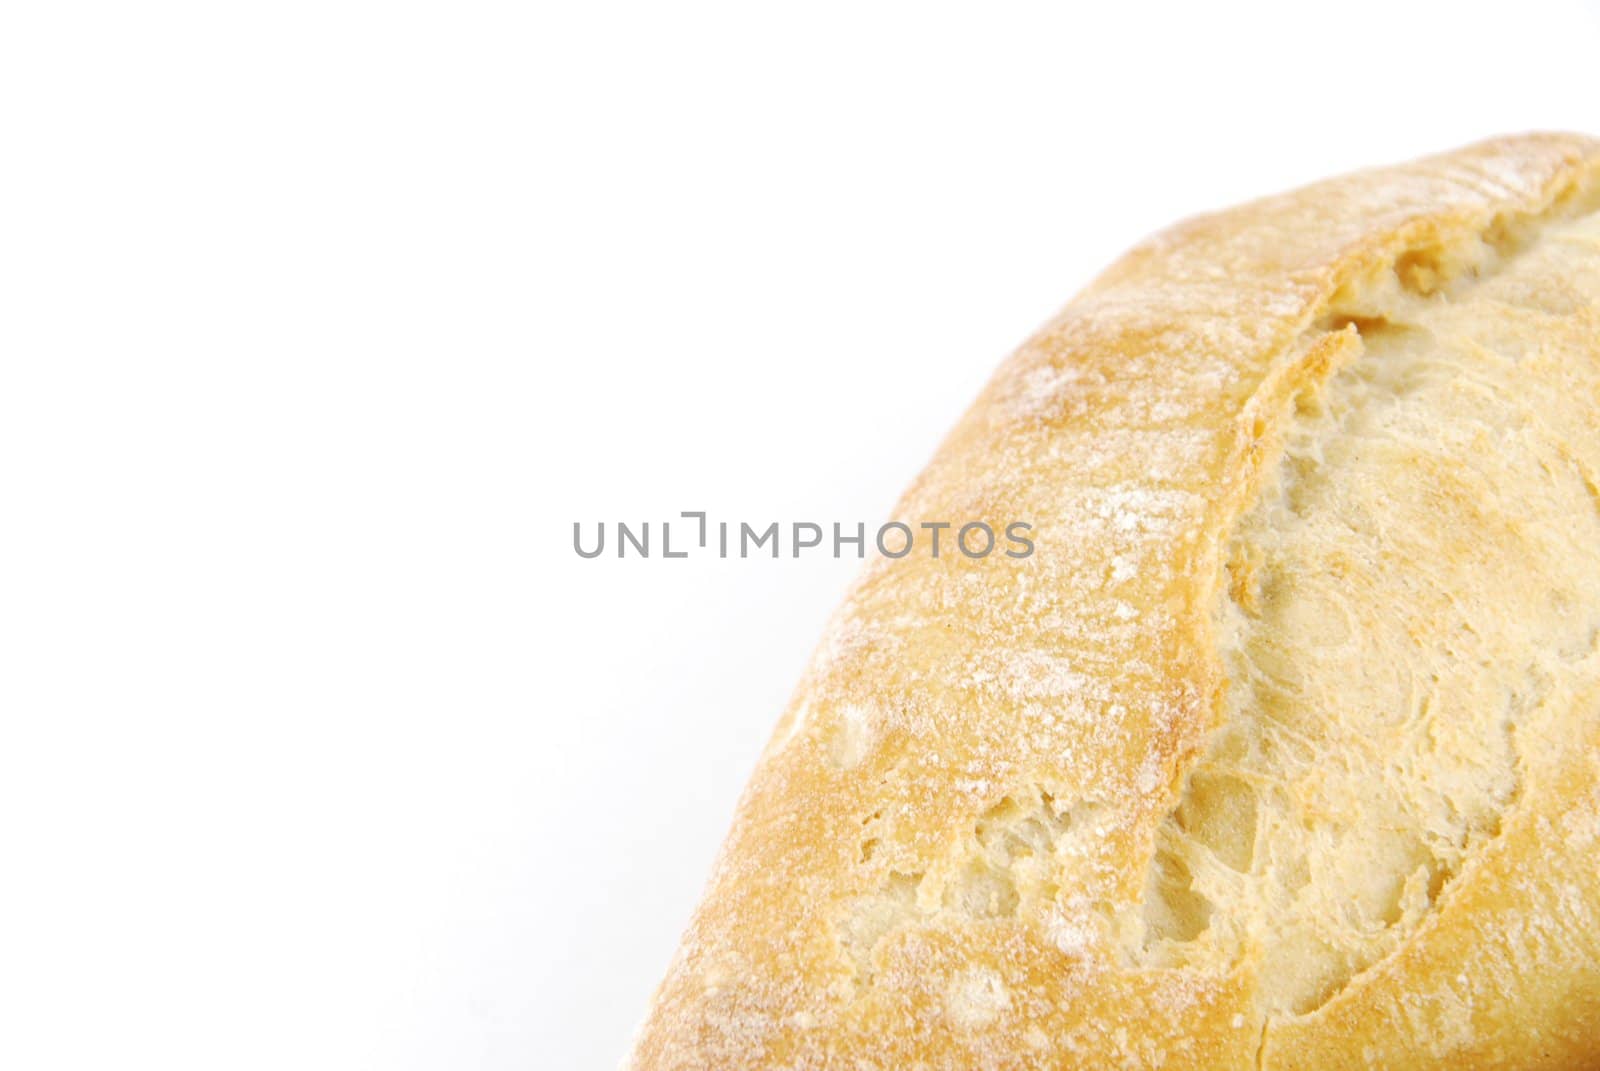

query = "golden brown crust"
[626,134,1600,1070]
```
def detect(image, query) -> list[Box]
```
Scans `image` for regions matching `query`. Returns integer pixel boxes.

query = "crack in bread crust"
[1141,192,1600,1025]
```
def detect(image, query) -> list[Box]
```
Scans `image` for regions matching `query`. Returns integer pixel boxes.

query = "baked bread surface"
[627,134,1600,1070]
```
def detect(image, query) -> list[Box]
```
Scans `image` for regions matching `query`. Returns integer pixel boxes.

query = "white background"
[3,3,1598,1068]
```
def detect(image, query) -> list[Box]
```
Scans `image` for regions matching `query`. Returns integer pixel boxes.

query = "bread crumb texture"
[626,135,1600,1070]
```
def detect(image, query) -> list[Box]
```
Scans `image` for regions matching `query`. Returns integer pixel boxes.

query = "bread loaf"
[627,134,1600,1070]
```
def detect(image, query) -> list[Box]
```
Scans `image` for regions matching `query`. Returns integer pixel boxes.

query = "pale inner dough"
[1141,205,1600,1017]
